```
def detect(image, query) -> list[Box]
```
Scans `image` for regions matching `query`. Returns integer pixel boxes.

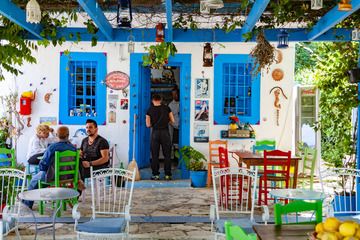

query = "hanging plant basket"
[142,42,177,69]
[250,31,275,75]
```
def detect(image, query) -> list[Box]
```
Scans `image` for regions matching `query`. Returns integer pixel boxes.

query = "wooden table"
[253,224,315,240]
[230,151,301,188]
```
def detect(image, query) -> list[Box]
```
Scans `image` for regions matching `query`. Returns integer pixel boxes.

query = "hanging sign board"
[105,71,130,90]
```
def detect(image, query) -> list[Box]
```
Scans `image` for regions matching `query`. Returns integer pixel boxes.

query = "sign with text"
[105,71,130,90]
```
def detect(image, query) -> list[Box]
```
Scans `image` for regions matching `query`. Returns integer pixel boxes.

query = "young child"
[27,124,57,164]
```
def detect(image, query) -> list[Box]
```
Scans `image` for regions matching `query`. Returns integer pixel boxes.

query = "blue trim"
[20,28,354,42]
[357,44,360,211]
[214,54,260,125]
[308,0,360,41]
[241,0,270,40]
[129,53,191,178]
[0,0,43,39]
[77,0,113,40]
[165,0,173,42]
[59,52,107,125]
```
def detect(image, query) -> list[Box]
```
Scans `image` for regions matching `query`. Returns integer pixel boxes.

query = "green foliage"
[142,42,177,69]
[312,42,359,168]
[175,146,207,171]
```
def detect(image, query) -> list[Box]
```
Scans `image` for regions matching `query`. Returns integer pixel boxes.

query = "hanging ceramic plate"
[275,49,283,64]
[272,68,284,81]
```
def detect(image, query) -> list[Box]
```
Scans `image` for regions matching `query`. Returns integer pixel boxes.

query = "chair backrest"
[53,150,80,188]
[320,168,360,216]
[0,168,26,212]
[301,147,317,176]
[224,221,257,240]
[90,167,136,219]
[209,140,227,164]
[218,147,229,168]
[274,200,322,225]
[263,150,291,178]
[0,148,16,167]
[252,140,276,154]
[212,166,258,221]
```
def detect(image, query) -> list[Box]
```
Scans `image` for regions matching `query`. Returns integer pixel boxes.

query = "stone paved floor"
[7,186,216,239]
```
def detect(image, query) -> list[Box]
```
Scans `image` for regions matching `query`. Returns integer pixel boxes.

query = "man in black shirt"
[80,119,109,179]
[146,94,175,180]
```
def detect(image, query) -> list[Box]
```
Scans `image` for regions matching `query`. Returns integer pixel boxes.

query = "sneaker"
[151,175,160,180]
[164,175,172,181]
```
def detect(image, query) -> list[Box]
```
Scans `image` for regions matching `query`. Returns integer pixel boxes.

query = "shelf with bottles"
[151,83,178,88]
[220,130,255,139]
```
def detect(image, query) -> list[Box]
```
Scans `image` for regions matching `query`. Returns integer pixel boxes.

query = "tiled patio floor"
[7,185,216,239]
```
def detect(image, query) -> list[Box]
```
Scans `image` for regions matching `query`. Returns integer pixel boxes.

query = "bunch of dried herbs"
[250,31,275,75]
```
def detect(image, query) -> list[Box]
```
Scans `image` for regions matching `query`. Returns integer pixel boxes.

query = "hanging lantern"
[156,23,165,42]
[128,35,135,53]
[311,0,323,10]
[338,0,352,11]
[203,43,213,67]
[352,29,360,41]
[277,30,289,49]
[117,0,132,28]
[26,0,41,24]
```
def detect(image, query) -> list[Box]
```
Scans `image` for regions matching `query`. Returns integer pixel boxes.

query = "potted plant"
[142,42,177,69]
[175,146,207,188]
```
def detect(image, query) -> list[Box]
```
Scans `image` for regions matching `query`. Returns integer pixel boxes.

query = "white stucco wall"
[0,41,295,167]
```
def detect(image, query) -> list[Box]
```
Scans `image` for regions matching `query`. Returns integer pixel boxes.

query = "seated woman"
[26,124,57,165]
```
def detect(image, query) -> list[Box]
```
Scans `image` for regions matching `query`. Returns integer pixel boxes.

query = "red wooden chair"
[258,150,291,206]
[218,147,243,208]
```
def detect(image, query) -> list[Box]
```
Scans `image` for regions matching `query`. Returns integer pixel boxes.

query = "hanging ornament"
[277,30,289,49]
[26,0,42,24]
[338,0,352,11]
[203,43,213,67]
[311,0,323,10]
[156,23,165,42]
[128,35,135,53]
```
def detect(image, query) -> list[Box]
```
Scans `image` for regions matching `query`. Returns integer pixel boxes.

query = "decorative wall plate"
[272,68,284,81]
[275,50,283,64]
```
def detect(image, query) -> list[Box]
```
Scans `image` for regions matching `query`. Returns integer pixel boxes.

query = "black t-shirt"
[80,135,109,171]
[146,105,171,129]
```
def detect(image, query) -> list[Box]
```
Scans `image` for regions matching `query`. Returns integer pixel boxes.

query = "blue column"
[357,43,360,210]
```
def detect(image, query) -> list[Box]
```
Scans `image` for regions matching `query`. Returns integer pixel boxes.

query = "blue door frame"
[129,53,191,178]
[356,44,360,209]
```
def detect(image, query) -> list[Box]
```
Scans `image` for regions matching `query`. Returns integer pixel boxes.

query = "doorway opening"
[129,53,191,180]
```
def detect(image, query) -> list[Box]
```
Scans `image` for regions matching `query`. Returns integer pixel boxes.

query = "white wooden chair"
[320,168,360,217]
[210,166,259,239]
[0,168,27,238]
[72,167,136,239]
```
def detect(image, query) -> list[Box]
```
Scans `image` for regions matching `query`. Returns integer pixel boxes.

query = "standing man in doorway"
[168,87,180,161]
[80,119,110,179]
[146,94,175,180]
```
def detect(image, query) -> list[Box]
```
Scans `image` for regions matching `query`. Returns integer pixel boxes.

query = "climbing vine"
[308,42,359,168]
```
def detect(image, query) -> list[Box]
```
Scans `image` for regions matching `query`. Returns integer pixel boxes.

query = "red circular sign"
[105,71,129,90]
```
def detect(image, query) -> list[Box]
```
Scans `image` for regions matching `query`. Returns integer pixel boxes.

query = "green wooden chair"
[224,221,257,240]
[39,150,80,216]
[274,200,322,225]
[0,148,16,167]
[297,147,317,190]
[252,139,276,154]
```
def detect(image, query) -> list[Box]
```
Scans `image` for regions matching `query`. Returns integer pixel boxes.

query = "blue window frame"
[59,52,107,125]
[214,54,260,125]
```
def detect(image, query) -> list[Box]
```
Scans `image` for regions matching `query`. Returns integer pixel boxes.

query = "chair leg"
[207,163,212,187]
[39,200,44,215]
[258,178,262,206]
[56,200,61,217]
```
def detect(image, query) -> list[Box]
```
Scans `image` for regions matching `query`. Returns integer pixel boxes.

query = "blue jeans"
[23,171,46,209]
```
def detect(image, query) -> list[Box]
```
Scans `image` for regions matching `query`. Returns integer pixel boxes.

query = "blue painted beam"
[0,0,43,39]
[308,0,360,41]
[165,0,173,42]
[241,0,270,40]
[19,27,353,42]
[77,0,113,40]
[357,44,360,211]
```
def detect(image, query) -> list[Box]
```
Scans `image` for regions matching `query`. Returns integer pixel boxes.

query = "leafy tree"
[312,42,359,168]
